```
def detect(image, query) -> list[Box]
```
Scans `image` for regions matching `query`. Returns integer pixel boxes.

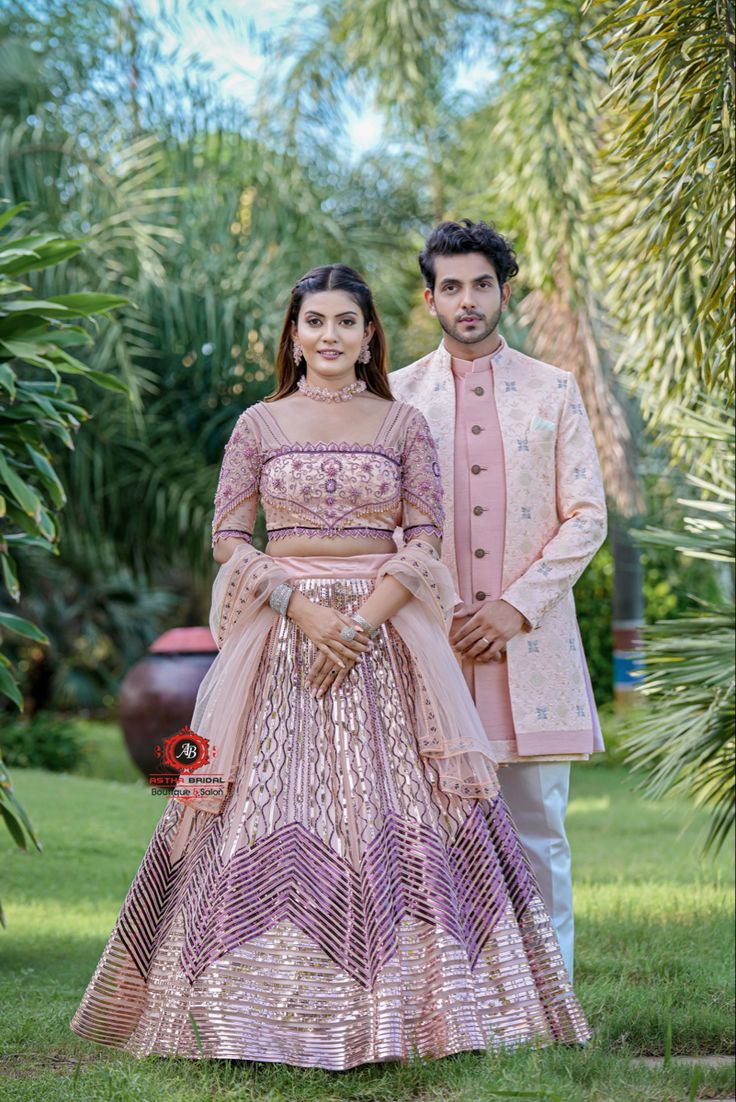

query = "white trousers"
[498,761,575,980]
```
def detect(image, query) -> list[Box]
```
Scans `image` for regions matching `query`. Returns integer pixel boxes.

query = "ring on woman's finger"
[340,626,357,642]
[479,636,492,650]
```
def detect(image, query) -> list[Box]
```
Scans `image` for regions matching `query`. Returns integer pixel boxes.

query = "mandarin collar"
[448,335,506,378]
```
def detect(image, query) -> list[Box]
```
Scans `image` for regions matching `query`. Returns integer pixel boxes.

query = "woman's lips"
[318,350,341,359]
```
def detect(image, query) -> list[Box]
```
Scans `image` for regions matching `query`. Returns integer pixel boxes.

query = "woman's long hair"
[267,264,393,402]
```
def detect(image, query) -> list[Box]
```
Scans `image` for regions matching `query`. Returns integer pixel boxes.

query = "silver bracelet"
[269,582,293,617]
[351,612,380,641]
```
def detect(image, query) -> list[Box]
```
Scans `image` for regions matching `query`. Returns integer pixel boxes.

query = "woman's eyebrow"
[304,310,359,318]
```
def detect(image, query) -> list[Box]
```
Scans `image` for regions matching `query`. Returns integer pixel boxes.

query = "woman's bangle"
[351,612,380,640]
[269,582,294,617]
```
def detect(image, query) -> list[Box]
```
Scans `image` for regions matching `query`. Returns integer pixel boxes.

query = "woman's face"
[292,290,373,381]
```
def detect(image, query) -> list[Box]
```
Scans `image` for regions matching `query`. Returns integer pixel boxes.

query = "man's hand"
[450,599,526,663]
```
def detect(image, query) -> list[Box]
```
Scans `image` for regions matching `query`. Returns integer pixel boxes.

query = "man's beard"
[435,304,503,346]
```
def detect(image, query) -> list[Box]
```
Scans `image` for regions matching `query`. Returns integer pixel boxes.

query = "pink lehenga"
[70,400,590,1068]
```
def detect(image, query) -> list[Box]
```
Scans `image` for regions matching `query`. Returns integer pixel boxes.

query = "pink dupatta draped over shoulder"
[176,538,499,816]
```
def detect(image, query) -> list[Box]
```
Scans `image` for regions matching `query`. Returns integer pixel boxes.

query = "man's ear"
[424,287,437,317]
[500,282,512,311]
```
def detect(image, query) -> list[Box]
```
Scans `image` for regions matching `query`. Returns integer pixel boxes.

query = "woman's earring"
[357,339,371,364]
[292,340,304,366]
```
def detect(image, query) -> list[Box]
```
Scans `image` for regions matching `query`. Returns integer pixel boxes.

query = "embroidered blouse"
[211,400,444,548]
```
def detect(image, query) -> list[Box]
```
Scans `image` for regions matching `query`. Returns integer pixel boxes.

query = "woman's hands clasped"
[287,593,372,697]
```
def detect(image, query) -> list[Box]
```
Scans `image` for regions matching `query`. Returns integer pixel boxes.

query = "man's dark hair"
[418,219,519,291]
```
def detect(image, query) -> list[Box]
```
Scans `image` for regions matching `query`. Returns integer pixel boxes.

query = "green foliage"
[0,201,130,911]
[485,0,604,296]
[625,407,735,854]
[0,0,428,596]
[0,711,84,772]
[0,754,40,927]
[591,0,735,431]
[0,203,130,708]
[3,529,180,713]
[574,543,614,706]
[571,524,719,710]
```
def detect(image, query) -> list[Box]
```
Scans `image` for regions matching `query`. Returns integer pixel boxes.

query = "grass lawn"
[0,728,733,1101]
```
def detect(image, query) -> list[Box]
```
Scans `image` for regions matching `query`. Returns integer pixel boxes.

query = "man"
[390,219,607,978]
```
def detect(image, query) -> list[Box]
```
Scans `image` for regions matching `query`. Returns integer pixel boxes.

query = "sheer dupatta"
[175,399,499,817]
[174,538,499,818]
[171,543,288,814]
[378,538,499,801]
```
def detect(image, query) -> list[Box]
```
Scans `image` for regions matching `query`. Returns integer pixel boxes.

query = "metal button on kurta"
[475,590,486,601]
[471,464,482,474]
[473,505,484,516]
[473,386,484,396]
[471,425,483,435]
[474,548,486,558]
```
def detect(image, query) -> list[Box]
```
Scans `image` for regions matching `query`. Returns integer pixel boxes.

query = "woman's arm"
[213,536,246,564]
[357,533,442,629]
[315,533,442,696]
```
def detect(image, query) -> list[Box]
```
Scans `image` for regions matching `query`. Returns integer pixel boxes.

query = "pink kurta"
[452,351,589,764]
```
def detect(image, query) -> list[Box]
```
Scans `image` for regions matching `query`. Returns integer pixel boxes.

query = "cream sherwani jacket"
[390,339,607,756]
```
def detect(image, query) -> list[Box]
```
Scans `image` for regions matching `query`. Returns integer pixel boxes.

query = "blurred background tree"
[1,0,732,848]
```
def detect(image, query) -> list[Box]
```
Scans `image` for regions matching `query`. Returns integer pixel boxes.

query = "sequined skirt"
[70,568,591,1068]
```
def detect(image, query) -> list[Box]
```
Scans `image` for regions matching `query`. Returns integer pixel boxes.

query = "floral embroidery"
[391,343,607,739]
[211,411,261,546]
[211,404,445,548]
[400,408,444,539]
[261,447,402,537]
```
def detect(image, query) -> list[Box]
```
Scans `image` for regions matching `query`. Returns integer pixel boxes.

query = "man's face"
[425,252,511,347]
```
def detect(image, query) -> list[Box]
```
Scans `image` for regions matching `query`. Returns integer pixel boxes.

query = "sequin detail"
[71,575,590,1065]
[211,404,445,546]
[267,525,395,541]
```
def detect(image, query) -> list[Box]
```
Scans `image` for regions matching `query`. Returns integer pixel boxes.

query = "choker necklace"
[297,376,367,403]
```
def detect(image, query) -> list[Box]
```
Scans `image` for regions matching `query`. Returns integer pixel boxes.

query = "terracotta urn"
[119,627,218,780]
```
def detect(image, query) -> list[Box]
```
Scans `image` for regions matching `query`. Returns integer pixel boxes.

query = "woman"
[71,264,590,1068]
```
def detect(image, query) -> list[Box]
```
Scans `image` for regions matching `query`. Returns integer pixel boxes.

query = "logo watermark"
[149,725,224,799]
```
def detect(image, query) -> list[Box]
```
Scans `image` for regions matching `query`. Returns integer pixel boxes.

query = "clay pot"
[119,627,218,780]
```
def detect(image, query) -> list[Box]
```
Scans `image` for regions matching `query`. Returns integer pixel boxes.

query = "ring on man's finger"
[479,636,492,650]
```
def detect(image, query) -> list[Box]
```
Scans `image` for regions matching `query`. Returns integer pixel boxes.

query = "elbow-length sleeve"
[400,407,444,543]
[211,410,261,547]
